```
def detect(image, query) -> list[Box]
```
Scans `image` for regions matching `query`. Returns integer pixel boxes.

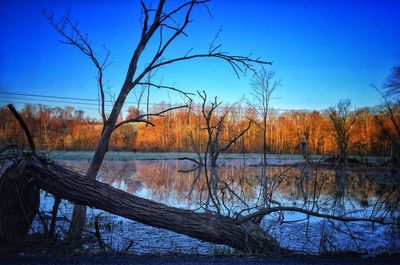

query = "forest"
[0,100,394,158]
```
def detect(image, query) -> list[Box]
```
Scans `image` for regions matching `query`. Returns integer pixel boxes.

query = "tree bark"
[68,89,130,238]
[1,105,40,243]
[263,122,267,165]
[0,162,39,242]
[20,158,282,254]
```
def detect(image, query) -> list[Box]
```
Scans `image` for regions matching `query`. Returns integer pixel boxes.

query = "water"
[36,155,400,254]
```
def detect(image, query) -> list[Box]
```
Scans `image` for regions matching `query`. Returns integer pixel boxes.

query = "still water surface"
[56,157,399,254]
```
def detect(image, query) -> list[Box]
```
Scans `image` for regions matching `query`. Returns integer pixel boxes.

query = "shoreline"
[1,253,399,265]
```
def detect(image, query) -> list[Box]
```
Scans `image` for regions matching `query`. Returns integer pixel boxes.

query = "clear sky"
[1,0,399,117]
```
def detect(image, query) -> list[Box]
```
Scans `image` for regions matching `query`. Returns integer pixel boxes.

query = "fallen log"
[16,157,282,254]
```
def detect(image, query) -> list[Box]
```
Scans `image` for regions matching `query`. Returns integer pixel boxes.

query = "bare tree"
[384,65,400,97]
[199,91,252,167]
[328,99,356,167]
[250,69,279,165]
[375,67,400,166]
[180,91,253,167]
[42,1,271,239]
[377,103,400,165]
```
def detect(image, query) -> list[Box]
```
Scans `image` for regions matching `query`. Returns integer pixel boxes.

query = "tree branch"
[137,82,194,101]
[235,206,392,225]
[149,52,272,78]
[7,104,36,155]
[220,120,253,153]
[113,105,188,130]
[43,10,110,124]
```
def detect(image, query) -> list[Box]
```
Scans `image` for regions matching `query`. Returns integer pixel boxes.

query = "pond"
[37,153,400,255]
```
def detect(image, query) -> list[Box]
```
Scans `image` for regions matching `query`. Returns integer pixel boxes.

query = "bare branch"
[43,10,110,124]
[137,82,194,101]
[235,206,392,226]
[7,104,36,155]
[149,52,272,78]
[220,120,252,153]
[178,157,203,165]
[114,105,188,130]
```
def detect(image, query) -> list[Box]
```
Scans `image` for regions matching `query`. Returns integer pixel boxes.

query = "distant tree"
[328,99,356,166]
[179,91,253,167]
[384,65,400,97]
[375,100,400,165]
[375,66,400,166]
[199,91,252,167]
[250,69,279,165]
[74,110,84,122]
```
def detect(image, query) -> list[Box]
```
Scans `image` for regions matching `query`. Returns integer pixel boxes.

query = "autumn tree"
[0,102,392,156]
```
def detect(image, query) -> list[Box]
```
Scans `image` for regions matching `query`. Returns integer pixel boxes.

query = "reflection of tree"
[52,158,399,252]
[66,161,145,195]
[332,172,346,215]
[92,160,399,217]
[65,159,399,227]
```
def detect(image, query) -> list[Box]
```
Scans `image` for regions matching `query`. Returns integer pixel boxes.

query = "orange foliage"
[0,103,389,156]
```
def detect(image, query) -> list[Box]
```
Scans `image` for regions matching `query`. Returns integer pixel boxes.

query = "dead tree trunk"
[19,158,282,254]
[0,105,40,242]
[0,162,39,242]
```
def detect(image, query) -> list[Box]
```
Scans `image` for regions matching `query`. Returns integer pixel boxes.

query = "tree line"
[0,100,393,158]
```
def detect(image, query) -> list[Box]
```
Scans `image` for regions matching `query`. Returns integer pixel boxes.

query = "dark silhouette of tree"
[384,65,400,96]
[375,66,400,166]
[199,91,252,167]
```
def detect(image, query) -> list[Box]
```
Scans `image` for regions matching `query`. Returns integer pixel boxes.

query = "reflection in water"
[60,159,399,253]
[64,159,400,220]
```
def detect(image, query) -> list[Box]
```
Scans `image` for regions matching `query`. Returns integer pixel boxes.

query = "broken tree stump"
[0,160,40,242]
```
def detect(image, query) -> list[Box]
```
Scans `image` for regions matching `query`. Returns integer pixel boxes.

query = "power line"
[0,97,188,114]
[0,100,143,112]
[1,100,312,115]
[0,91,182,107]
[0,91,314,113]
[0,96,116,107]
[0,100,101,112]
[0,91,119,103]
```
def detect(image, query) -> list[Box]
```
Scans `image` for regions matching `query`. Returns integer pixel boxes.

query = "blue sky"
[1,0,399,117]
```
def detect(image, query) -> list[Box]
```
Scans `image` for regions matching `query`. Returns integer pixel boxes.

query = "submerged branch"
[235,206,393,225]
